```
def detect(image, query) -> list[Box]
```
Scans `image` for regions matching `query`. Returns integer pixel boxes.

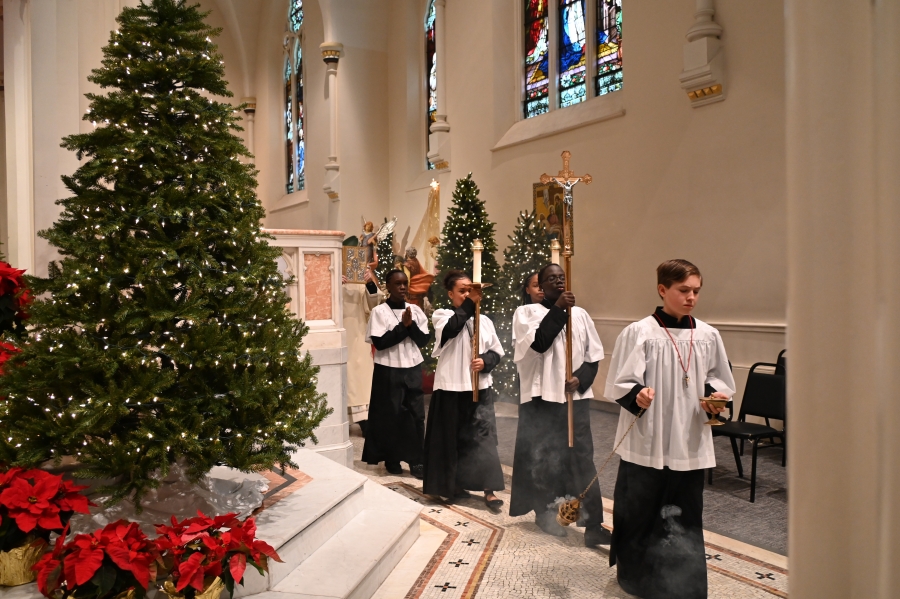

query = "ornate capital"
[320,42,344,64]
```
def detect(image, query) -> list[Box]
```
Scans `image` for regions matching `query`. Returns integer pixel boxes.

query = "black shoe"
[410,464,424,480]
[584,525,612,548]
[385,461,403,475]
[454,489,472,500]
[535,509,567,537]
[484,493,504,510]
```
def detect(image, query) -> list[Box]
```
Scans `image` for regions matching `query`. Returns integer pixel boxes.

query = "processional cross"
[541,151,592,448]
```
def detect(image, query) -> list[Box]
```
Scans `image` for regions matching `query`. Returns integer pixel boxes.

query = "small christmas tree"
[429,174,501,312]
[0,0,328,505]
[493,211,551,400]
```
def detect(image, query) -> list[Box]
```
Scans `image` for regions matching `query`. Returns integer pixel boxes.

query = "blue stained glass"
[596,0,622,96]
[426,0,437,168]
[524,0,549,118]
[558,0,586,108]
[289,0,303,32]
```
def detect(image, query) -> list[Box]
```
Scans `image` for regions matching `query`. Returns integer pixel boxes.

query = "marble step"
[235,451,370,597]
[261,480,421,599]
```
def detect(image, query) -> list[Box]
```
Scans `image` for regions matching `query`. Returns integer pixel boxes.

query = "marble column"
[786,0,900,597]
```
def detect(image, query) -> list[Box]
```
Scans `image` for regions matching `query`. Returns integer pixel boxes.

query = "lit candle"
[550,238,561,264]
[472,239,484,283]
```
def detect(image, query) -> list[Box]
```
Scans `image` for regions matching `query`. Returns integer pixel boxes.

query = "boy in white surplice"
[604,259,735,599]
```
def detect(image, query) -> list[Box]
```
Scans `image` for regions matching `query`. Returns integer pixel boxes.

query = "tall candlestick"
[472,239,483,283]
[550,238,561,264]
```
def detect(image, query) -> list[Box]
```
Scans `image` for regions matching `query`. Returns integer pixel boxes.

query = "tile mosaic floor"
[352,430,789,598]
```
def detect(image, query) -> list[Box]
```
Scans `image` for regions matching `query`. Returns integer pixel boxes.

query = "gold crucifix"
[540,151,592,447]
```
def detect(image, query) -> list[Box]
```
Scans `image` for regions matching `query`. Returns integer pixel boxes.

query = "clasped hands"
[636,387,730,414]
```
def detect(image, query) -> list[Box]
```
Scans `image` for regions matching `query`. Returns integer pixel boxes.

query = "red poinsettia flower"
[0,341,20,374]
[102,521,158,589]
[33,524,69,596]
[0,262,26,297]
[176,551,207,592]
[0,473,62,533]
[56,479,92,514]
[0,466,23,487]
[63,530,106,586]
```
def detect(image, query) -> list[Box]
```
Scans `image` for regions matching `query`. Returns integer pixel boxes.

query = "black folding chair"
[708,362,786,502]
[775,349,786,376]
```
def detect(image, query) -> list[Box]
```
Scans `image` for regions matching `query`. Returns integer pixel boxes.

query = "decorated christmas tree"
[373,225,396,285]
[493,210,552,400]
[429,174,501,312]
[0,0,328,505]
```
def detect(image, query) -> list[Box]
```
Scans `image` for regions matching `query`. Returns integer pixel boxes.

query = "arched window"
[425,0,437,169]
[524,0,550,118]
[596,0,622,96]
[284,0,305,194]
[523,0,622,119]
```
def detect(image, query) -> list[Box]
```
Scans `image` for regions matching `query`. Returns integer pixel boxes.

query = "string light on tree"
[0,0,328,507]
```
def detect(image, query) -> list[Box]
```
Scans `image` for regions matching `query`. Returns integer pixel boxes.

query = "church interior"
[0,0,897,598]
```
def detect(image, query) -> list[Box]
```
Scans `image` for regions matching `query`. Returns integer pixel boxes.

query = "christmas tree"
[429,174,501,312]
[373,225,396,286]
[0,0,328,505]
[492,210,551,400]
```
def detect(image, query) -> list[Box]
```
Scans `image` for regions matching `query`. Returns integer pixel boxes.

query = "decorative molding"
[679,0,726,107]
[431,160,449,170]
[262,228,345,238]
[492,94,625,151]
[320,41,343,63]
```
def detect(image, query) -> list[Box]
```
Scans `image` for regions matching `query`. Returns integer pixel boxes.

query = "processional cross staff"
[541,151,592,448]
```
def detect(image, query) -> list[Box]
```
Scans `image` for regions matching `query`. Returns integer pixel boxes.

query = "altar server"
[605,259,735,599]
[423,271,505,509]
[509,263,610,547]
[362,270,430,479]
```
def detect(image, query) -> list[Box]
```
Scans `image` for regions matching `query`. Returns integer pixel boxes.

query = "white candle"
[472,239,483,283]
[550,238,561,265]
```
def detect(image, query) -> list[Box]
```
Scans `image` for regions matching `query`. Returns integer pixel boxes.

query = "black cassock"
[423,387,505,496]
[508,300,603,528]
[422,299,505,497]
[361,300,430,467]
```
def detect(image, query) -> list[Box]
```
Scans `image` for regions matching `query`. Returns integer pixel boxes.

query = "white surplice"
[366,302,429,368]
[604,316,736,471]
[512,303,604,404]
[432,310,504,391]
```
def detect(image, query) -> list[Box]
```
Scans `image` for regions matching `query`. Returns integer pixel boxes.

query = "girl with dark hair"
[362,269,431,478]
[604,259,735,599]
[521,271,544,305]
[423,270,505,509]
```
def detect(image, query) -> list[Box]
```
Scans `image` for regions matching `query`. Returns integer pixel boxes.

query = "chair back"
[739,362,786,422]
[775,349,787,376]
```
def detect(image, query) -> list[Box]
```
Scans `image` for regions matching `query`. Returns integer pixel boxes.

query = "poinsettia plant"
[154,511,281,597]
[0,261,31,337]
[0,467,92,551]
[34,520,162,599]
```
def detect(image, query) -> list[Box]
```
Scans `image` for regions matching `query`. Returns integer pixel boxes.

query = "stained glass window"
[289,0,303,33]
[294,42,305,191]
[596,0,622,96]
[524,0,550,119]
[558,0,586,108]
[284,57,294,194]
[425,0,437,169]
[284,1,305,194]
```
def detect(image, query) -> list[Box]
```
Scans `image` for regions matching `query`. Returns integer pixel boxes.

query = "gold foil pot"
[556,498,581,527]
[113,589,136,599]
[163,577,225,599]
[0,538,47,587]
